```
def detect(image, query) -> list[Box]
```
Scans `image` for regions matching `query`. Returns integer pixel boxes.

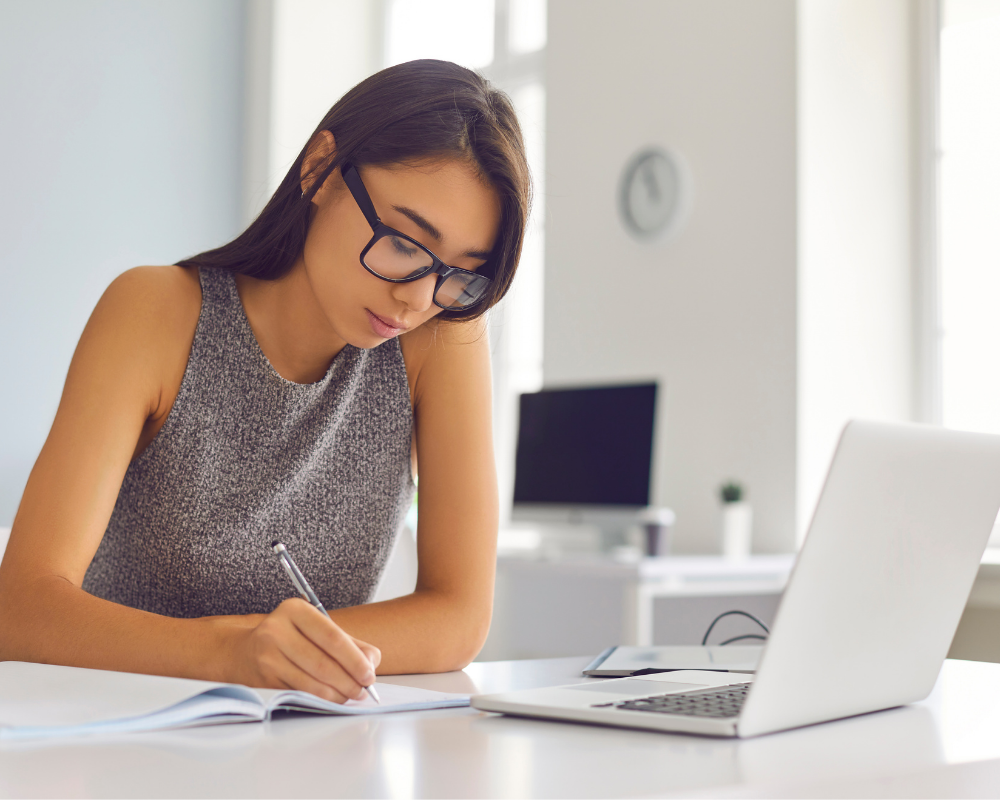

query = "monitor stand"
[509,504,673,557]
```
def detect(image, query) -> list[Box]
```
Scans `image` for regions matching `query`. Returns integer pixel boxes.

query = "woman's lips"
[367,309,406,338]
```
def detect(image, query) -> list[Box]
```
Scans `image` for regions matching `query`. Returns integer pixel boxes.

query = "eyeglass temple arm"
[340,162,381,230]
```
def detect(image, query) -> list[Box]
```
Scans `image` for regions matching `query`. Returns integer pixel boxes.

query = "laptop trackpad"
[571,679,707,696]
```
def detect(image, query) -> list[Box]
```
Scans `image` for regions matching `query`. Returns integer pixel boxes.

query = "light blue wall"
[0,0,246,525]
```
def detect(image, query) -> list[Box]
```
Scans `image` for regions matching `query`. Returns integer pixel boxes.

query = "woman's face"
[299,157,501,349]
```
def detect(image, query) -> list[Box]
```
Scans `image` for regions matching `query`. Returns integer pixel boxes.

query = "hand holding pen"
[271,541,381,704]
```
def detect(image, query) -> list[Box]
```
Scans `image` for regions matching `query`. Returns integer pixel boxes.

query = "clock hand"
[642,162,661,201]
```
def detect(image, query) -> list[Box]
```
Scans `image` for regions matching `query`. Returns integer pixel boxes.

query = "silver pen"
[271,540,381,704]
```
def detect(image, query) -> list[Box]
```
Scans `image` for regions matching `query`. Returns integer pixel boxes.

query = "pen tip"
[271,540,280,549]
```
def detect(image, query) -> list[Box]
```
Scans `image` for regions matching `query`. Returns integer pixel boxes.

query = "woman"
[0,60,530,705]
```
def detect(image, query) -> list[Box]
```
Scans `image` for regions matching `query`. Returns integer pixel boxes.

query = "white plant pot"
[721,502,752,560]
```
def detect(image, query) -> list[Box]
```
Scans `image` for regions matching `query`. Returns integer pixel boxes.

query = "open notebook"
[0,661,470,741]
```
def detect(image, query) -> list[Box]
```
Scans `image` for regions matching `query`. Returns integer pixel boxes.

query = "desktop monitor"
[512,382,657,512]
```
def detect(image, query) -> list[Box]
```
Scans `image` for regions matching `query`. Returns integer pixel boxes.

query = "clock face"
[619,147,683,240]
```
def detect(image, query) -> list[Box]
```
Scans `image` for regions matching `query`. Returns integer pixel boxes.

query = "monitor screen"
[513,383,657,507]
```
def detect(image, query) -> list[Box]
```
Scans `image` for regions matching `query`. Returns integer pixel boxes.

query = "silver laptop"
[473,420,1000,737]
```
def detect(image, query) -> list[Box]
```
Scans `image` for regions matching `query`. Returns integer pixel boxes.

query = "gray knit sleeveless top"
[83,267,415,617]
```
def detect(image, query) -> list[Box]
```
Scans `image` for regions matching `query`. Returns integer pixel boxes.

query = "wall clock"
[618,146,685,241]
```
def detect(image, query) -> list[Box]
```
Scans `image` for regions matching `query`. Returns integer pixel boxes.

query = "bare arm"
[0,268,379,702]
[329,318,499,674]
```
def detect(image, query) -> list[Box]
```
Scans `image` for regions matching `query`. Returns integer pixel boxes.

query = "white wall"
[544,0,921,553]
[545,0,799,553]
[797,0,918,539]
[0,1,246,526]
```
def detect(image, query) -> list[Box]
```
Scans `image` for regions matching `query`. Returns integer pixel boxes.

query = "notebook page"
[259,682,470,715]
[0,661,246,729]
[1,690,265,742]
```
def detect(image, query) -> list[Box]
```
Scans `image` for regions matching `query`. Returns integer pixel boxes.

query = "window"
[938,0,1000,436]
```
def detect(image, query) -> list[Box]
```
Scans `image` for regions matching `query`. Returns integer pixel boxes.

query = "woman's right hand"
[230,598,381,703]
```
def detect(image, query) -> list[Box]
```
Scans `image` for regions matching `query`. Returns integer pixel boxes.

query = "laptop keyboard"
[591,682,752,718]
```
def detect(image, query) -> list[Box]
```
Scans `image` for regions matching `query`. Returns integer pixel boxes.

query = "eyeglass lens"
[435,272,489,309]
[366,234,434,279]
[364,234,489,310]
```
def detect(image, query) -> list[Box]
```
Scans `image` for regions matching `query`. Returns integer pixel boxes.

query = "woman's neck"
[233,264,348,385]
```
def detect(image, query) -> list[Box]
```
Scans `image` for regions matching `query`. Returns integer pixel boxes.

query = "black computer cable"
[701,610,770,646]
[718,634,767,645]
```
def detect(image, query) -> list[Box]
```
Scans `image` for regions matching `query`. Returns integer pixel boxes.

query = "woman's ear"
[300,130,337,200]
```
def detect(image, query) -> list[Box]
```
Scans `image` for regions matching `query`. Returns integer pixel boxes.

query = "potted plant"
[719,482,752,560]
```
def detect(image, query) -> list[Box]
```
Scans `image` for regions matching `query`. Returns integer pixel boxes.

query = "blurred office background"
[2,0,999,658]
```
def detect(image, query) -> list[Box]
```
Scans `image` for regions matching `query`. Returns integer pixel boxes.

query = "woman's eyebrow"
[392,204,492,261]
[392,204,443,241]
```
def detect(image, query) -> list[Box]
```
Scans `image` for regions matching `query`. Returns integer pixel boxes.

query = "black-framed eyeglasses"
[340,162,493,311]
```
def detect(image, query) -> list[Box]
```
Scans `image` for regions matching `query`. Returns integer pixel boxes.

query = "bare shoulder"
[79,266,202,421]
[399,316,490,403]
[95,265,200,330]
[86,266,200,363]
[399,315,489,360]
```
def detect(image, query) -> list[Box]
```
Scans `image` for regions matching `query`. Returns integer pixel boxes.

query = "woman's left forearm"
[327,587,492,674]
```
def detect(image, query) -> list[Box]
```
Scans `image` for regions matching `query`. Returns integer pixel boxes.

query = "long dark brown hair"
[178,59,531,322]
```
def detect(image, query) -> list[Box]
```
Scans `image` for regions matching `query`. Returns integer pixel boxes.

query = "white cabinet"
[479,552,794,661]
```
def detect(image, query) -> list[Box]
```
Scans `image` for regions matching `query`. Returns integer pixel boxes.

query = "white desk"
[2,657,1000,798]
